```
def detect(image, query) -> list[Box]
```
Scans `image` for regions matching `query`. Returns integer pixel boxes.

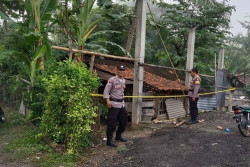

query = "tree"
[225,21,250,74]
[0,0,25,20]
[156,0,234,74]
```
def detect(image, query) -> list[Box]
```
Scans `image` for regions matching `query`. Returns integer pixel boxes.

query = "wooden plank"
[175,120,186,127]
[142,101,154,107]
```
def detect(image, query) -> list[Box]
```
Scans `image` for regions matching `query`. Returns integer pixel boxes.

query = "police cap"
[117,65,126,71]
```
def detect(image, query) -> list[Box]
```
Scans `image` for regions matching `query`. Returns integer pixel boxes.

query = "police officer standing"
[103,65,128,147]
[187,68,201,124]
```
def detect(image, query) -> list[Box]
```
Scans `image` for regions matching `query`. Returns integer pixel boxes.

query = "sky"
[227,0,249,36]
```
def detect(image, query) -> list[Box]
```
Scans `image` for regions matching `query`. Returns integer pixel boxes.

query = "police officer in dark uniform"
[187,68,201,124]
[103,65,128,147]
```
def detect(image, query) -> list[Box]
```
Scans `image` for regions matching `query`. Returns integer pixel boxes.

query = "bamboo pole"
[51,45,215,78]
[51,45,134,61]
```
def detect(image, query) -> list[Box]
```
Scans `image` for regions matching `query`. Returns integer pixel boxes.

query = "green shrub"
[41,60,100,154]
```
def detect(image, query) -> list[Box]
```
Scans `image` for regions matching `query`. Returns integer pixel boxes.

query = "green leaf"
[0,11,13,22]
[23,32,41,45]
[30,45,47,85]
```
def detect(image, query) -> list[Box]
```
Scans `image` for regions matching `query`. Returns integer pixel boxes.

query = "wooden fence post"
[90,55,95,73]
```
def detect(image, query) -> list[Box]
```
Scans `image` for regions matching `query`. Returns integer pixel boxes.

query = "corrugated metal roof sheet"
[166,98,186,119]
[197,95,217,111]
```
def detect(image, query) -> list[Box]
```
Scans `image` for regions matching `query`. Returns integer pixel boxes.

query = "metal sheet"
[197,95,217,111]
[166,98,186,119]
[216,69,227,107]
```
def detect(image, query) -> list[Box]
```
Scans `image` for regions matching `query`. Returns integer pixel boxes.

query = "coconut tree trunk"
[125,0,139,55]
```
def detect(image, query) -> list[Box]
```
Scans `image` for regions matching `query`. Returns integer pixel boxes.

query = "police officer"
[187,68,201,124]
[103,65,128,147]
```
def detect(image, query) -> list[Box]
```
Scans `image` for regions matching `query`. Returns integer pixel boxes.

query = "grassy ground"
[0,106,81,167]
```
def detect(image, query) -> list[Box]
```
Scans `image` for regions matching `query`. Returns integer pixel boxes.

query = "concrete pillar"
[132,0,147,125]
[184,27,196,115]
[216,48,226,108]
[185,27,196,87]
[218,48,224,70]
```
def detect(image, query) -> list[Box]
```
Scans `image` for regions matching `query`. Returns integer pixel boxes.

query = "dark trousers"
[189,97,199,121]
[106,107,127,139]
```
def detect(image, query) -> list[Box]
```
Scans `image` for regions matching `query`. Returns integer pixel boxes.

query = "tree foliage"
[225,21,250,74]
[156,0,234,74]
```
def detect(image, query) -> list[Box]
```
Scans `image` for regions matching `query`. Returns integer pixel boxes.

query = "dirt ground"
[80,111,250,167]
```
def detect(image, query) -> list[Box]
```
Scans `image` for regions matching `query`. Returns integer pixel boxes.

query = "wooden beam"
[51,45,134,61]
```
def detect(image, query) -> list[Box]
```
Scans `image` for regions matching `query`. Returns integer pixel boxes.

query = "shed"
[85,56,188,121]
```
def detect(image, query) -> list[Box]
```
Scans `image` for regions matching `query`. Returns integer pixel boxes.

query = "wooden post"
[132,0,147,125]
[228,89,233,112]
[90,55,95,73]
[153,98,160,120]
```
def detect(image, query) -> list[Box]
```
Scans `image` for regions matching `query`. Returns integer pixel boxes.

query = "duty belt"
[110,98,124,102]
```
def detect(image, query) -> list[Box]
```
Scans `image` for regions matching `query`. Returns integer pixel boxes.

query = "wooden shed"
[85,55,189,122]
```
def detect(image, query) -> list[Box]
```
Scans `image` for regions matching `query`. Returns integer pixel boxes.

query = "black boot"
[186,119,194,124]
[107,138,117,147]
[115,134,128,142]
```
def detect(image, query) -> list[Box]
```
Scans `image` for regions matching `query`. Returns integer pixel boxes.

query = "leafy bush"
[41,61,100,154]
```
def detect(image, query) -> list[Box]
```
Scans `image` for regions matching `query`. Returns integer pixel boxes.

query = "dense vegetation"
[0,0,249,153]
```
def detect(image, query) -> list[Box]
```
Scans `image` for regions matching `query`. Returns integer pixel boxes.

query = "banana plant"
[76,0,105,61]
[26,0,57,68]
[25,0,58,85]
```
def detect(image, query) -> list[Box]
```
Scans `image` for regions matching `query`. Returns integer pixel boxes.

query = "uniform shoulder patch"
[195,78,201,85]
[108,79,113,85]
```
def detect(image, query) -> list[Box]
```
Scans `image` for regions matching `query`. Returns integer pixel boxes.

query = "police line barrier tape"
[90,88,236,99]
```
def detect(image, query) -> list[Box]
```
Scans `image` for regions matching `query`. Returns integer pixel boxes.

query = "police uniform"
[188,75,201,123]
[103,70,127,147]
